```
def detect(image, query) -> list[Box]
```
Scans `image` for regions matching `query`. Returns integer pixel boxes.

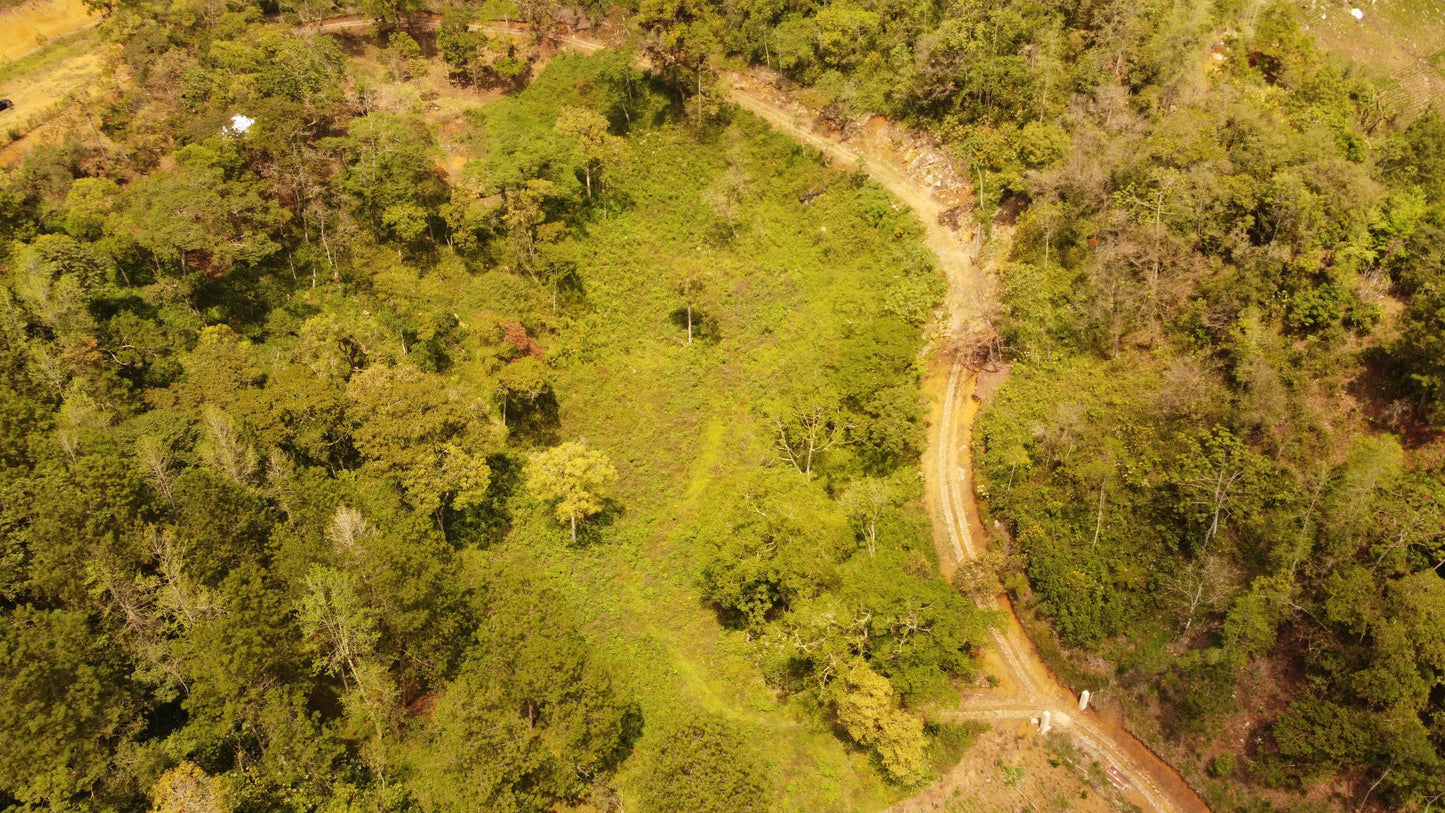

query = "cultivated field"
[1299,0,1445,111]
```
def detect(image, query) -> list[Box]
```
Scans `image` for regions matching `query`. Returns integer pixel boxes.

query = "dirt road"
[2,7,1209,802]
[719,70,1213,813]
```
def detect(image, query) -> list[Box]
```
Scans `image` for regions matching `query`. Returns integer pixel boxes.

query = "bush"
[637,717,770,813]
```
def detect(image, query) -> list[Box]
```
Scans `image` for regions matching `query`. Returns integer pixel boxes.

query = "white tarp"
[226,114,255,136]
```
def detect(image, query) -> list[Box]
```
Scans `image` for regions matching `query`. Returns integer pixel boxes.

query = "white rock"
[227,114,255,136]
[1351,7,1364,18]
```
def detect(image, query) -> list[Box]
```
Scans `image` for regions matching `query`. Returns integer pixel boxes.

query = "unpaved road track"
[304,18,1210,808]
[3,8,1211,804]
[720,68,1213,813]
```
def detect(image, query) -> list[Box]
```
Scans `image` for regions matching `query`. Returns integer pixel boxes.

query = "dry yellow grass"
[0,30,110,166]
[0,0,98,64]
[1,48,101,111]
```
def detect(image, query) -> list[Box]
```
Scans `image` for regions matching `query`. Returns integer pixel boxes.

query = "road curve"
[288,16,1211,810]
[719,69,1213,813]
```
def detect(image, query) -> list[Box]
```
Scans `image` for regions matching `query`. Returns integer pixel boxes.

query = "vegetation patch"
[0,23,983,811]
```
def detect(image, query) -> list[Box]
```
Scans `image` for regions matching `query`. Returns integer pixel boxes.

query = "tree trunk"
[320,215,335,283]
[570,513,577,543]
[1091,477,1106,548]
[686,304,693,345]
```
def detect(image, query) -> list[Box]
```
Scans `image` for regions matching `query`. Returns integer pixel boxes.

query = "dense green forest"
[4,0,1445,809]
[949,9,1445,813]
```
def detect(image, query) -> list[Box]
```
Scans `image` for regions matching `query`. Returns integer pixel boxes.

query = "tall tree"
[832,660,927,785]
[554,106,622,200]
[526,441,617,542]
[638,716,769,813]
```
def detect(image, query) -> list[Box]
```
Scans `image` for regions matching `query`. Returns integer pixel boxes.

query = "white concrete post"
[1039,710,1052,736]
[1079,690,1091,711]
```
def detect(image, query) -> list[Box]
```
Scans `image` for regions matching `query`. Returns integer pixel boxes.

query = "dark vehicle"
[0,100,12,112]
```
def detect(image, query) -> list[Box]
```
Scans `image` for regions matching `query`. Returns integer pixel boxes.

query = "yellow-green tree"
[554,106,622,200]
[526,441,617,542]
[833,661,927,785]
[148,762,226,813]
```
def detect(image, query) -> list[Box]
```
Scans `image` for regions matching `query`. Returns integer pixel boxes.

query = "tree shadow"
[568,189,638,229]
[1350,345,1439,447]
[506,388,561,446]
[667,307,721,344]
[616,703,645,758]
[571,500,624,548]
[445,451,525,548]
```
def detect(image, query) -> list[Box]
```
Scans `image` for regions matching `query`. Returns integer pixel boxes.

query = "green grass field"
[430,55,950,809]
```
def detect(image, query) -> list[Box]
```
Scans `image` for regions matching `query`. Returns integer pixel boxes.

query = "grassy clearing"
[437,53,952,809]
[546,116,924,810]
[0,0,96,64]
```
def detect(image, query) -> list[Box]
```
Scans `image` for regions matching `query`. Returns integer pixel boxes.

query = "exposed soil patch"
[893,723,1140,813]
[323,33,506,178]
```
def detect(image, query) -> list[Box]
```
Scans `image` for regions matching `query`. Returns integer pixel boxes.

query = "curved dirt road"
[5,7,1207,803]
[298,20,1209,804]
[720,72,1212,813]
